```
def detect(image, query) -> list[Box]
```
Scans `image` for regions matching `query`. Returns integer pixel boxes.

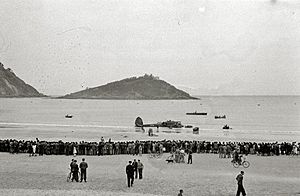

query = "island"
[61,74,197,100]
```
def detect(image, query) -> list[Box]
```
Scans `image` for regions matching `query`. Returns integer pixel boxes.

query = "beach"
[0,123,299,143]
[0,152,299,196]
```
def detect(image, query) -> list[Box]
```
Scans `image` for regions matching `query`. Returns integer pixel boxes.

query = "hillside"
[62,74,197,99]
[0,62,44,97]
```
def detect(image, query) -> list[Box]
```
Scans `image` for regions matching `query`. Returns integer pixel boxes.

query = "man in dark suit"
[236,171,246,196]
[126,161,134,187]
[132,159,138,179]
[71,160,79,182]
[79,158,88,182]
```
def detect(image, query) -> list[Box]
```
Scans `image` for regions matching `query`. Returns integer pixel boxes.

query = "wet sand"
[0,152,299,196]
[0,123,299,143]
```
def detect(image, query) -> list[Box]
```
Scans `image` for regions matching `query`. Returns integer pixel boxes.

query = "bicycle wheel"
[243,161,250,168]
[233,162,239,168]
[67,172,71,182]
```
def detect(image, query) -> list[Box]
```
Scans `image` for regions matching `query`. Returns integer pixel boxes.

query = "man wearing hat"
[79,158,88,182]
[71,160,79,182]
[126,161,134,187]
[236,171,246,196]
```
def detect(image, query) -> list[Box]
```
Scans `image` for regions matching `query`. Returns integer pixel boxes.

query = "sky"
[0,0,299,96]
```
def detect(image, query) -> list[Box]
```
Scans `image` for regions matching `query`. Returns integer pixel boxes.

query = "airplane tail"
[135,117,143,127]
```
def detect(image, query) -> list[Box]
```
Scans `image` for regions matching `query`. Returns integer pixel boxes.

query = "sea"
[0,96,299,142]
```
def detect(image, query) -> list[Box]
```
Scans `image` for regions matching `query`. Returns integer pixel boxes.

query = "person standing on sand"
[139,144,143,156]
[132,159,138,179]
[79,158,88,182]
[71,160,79,182]
[187,150,192,164]
[178,189,183,196]
[73,145,77,157]
[236,171,246,196]
[126,161,134,187]
[32,142,37,156]
[137,160,144,179]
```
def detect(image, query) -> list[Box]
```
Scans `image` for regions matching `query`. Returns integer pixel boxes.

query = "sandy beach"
[0,152,299,196]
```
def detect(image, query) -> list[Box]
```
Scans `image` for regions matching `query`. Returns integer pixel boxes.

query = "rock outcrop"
[0,62,44,97]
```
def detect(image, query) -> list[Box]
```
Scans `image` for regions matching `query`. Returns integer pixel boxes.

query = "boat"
[222,124,232,129]
[186,111,207,115]
[185,125,193,128]
[193,127,199,134]
[215,115,226,119]
[65,114,73,118]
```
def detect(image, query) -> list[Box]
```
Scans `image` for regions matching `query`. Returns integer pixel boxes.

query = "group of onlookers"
[69,158,88,182]
[125,159,144,187]
[1,137,295,196]
[166,148,193,164]
[0,138,299,157]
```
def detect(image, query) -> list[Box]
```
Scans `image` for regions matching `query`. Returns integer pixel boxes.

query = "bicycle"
[232,157,250,168]
[67,168,72,182]
[67,168,80,182]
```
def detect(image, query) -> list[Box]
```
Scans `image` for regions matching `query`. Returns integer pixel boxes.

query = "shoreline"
[0,125,299,143]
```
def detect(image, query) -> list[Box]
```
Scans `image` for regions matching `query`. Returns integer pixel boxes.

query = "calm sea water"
[0,96,299,140]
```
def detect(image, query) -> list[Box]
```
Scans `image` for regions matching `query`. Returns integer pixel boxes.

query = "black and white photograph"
[0,0,299,195]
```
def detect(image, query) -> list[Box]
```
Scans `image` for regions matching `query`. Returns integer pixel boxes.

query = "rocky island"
[0,62,44,97]
[62,74,197,100]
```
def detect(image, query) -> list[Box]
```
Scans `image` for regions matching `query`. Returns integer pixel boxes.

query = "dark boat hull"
[215,115,226,119]
[186,112,207,115]
[65,115,73,118]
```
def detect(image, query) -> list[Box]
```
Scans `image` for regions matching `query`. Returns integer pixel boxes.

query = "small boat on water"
[215,115,226,119]
[186,111,207,115]
[193,127,199,134]
[65,114,73,119]
[185,125,193,128]
[222,124,232,129]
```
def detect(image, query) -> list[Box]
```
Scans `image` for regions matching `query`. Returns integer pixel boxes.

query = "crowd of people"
[0,138,299,157]
[1,137,296,195]
[166,149,193,163]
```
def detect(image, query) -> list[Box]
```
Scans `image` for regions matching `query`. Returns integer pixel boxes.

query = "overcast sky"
[0,0,299,95]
